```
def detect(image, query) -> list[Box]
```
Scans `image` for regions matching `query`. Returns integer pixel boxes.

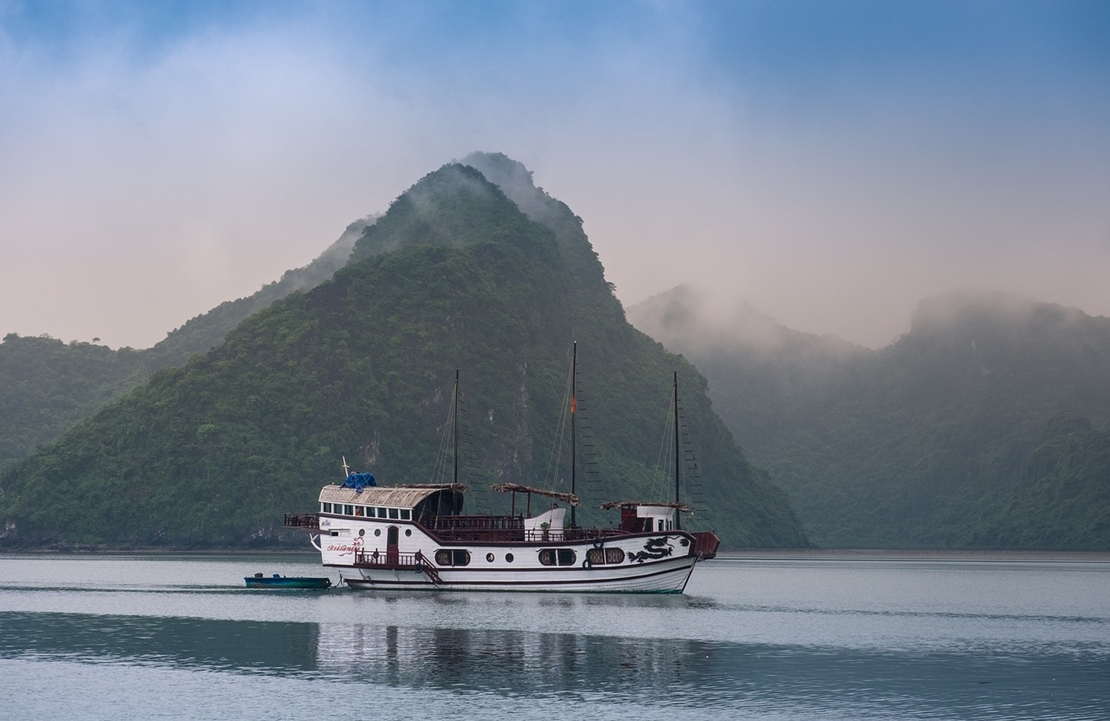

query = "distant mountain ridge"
[0,154,808,550]
[629,286,1110,549]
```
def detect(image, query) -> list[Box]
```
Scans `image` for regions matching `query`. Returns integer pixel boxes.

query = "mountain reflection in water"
[1,609,1105,718]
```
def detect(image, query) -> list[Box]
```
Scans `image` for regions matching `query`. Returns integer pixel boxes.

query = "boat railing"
[429,514,524,532]
[283,513,320,531]
[352,550,423,568]
[352,550,443,585]
[418,517,630,544]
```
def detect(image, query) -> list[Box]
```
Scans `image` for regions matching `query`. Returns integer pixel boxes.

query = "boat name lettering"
[326,541,362,556]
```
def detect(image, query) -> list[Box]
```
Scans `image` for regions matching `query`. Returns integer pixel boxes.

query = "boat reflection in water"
[315,616,717,697]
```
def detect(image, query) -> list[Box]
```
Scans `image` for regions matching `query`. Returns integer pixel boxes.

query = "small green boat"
[244,573,332,589]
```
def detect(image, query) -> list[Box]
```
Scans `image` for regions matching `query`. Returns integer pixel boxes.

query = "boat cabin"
[600,501,692,534]
[318,484,465,524]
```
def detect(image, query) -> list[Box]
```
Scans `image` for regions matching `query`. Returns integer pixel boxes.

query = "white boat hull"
[316,514,699,593]
[343,554,697,593]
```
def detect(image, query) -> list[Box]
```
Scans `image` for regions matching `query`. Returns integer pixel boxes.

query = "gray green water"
[1,553,1106,720]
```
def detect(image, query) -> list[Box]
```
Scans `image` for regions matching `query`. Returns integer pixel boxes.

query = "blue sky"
[2,1,1108,348]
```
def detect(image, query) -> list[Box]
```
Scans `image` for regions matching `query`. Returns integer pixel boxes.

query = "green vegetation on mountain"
[630,287,1110,550]
[0,218,371,470]
[0,335,147,469]
[0,157,807,550]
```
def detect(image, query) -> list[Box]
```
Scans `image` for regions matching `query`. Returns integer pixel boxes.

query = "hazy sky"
[2,1,1108,349]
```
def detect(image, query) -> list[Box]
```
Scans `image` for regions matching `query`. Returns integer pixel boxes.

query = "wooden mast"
[674,371,681,530]
[571,342,577,529]
[453,369,459,486]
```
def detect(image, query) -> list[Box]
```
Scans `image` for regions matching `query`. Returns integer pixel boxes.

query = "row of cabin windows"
[321,502,411,521]
[418,547,628,567]
[539,547,626,566]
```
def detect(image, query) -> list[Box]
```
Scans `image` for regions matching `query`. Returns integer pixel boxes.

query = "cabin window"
[400,509,411,520]
[344,505,354,516]
[388,508,399,520]
[377,508,389,519]
[435,549,471,567]
[321,503,330,513]
[355,507,364,517]
[539,549,577,566]
[586,547,626,565]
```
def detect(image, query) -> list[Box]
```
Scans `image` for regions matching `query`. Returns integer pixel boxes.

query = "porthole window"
[405,529,412,537]
[606,548,625,564]
[486,553,495,563]
[359,529,365,537]
[538,549,555,566]
[374,529,381,537]
[505,553,514,563]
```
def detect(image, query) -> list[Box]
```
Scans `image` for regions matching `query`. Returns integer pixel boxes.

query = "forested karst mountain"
[0,156,808,550]
[629,286,1110,549]
[0,218,372,469]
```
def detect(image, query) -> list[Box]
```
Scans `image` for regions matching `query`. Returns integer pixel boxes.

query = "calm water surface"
[1,553,1106,720]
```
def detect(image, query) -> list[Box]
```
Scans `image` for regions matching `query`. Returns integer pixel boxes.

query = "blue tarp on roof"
[343,472,376,493]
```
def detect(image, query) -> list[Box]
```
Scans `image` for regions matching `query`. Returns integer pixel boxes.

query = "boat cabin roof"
[600,501,693,513]
[491,482,580,507]
[319,483,466,510]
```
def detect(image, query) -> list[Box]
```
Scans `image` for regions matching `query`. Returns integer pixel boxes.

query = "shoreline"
[722,548,1110,562]
[3,547,1108,563]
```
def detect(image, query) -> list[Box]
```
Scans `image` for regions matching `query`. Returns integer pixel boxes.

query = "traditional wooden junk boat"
[283,348,720,593]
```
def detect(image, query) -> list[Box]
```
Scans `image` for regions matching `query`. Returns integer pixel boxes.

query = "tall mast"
[570,342,577,529]
[453,369,459,485]
[674,371,681,530]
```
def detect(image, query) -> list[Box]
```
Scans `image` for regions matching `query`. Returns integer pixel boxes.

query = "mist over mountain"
[630,286,1110,549]
[0,218,372,470]
[0,155,807,550]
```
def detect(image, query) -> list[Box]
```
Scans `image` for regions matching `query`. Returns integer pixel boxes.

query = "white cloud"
[1,4,1108,350]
